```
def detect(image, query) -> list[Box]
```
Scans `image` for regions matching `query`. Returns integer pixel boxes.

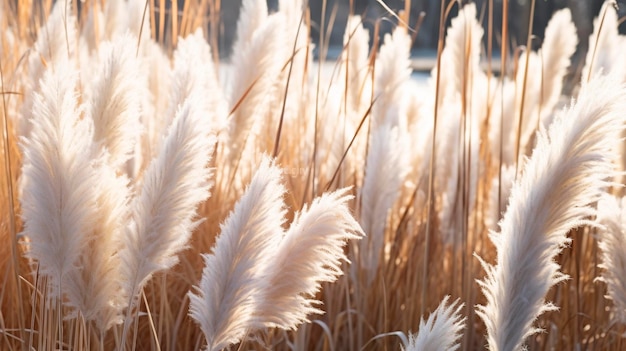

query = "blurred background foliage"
[219,0,626,61]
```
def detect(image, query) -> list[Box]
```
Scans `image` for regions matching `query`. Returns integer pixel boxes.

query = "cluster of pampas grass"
[4,0,626,350]
[188,160,362,350]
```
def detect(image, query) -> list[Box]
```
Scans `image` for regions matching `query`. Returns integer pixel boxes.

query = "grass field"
[2,0,626,350]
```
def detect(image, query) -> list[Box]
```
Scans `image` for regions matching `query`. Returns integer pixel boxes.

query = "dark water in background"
[142,0,626,59]
[142,0,623,81]
[216,0,626,57]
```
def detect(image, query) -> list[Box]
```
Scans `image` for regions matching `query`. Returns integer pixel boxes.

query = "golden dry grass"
[1,0,626,350]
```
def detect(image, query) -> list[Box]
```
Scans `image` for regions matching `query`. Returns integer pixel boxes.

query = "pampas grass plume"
[597,194,626,324]
[256,187,364,329]
[232,0,268,52]
[476,75,626,351]
[88,34,142,169]
[538,9,577,116]
[343,15,371,114]
[188,158,286,351]
[582,1,621,82]
[120,93,216,300]
[373,25,411,129]
[404,296,465,351]
[20,0,76,138]
[227,13,285,158]
[20,60,96,301]
[358,124,408,285]
[62,161,129,331]
[167,29,226,135]
[436,3,483,100]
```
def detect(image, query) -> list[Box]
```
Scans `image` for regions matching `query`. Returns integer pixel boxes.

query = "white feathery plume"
[490,9,575,168]
[537,8,577,120]
[126,0,152,51]
[352,10,412,282]
[277,0,308,77]
[582,1,623,83]
[435,3,483,103]
[427,89,461,244]
[596,194,626,324]
[139,40,171,165]
[255,188,364,329]
[500,10,577,163]
[357,124,409,284]
[435,95,483,245]
[267,0,310,152]
[476,75,626,351]
[373,25,411,130]
[127,0,164,173]
[404,296,465,351]
[103,0,126,41]
[232,0,268,55]
[278,0,303,21]
[405,89,436,210]
[424,3,484,243]
[20,61,96,301]
[120,94,216,303]
[226,0,270,143]
[313,85,356,184]
[277,0,308,73]
[188,158,286,351]
[166,29,227,135]
[20,0,76,138]
[332,15,370,184]
[80,2,104,51]
[87,34,142,170]
[63,162,129,332]
[343,15,371,115]
[227,13,286,159]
